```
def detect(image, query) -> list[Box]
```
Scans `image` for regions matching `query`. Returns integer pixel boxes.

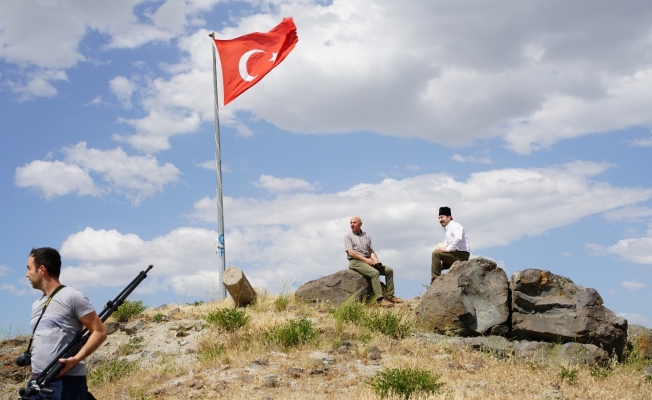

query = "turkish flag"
[213,18,298,107]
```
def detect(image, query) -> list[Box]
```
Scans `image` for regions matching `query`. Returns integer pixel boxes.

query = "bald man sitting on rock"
[344,216,403,308]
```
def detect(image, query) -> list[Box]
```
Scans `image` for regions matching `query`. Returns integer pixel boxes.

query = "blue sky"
[2,0,652,335]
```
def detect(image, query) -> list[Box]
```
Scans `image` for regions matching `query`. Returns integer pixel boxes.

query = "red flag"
[213,18,298,107]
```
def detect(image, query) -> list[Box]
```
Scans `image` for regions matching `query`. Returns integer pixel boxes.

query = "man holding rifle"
[25,247,107,399]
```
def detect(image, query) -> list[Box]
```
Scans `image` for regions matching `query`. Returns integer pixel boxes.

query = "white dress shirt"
[444,220,470,252]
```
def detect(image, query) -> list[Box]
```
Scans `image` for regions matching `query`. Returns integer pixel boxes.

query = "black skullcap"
[439,206,451,216]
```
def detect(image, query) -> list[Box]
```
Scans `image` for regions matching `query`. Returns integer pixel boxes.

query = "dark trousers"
[431,249,470,282]
[30,375,89,400]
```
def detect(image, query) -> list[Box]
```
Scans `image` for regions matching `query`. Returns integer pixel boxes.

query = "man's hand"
[436,243,447,252]
[57,356,82,377]
[364,258,375,266]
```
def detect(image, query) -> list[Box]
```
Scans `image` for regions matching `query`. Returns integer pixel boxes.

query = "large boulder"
[417,258,510,336]
[295,269,372,306]
[628,324,652,360]
[510,269,627,359]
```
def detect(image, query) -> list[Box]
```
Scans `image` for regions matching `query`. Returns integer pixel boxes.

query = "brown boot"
[387,296,403,304]
[377,299,394,308]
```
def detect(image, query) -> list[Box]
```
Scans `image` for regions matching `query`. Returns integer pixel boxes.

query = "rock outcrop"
[510,269,627,359]
[295,269,372,306]
[417,258,510,336]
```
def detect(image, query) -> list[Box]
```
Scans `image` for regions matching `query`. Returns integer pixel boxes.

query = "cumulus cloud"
[253,174,318,193]
[15,142,180,204]
[109,76,136,108]
[15,160,101,199]
[4,1,652,149]
[587,234,652,265]
[0,265,9,277]
[602,205,652,223]
[631,135,652,147]
[621,281,647,291]
[452,153,492,164]
[7,69,69,101]
[101,1,652,155]
[0,283,31,296]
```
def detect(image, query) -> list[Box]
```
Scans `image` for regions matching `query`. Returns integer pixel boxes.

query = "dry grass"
[53,295,652,399]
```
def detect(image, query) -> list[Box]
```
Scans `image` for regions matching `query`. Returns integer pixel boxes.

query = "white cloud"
[0,282,30,296]
[59,226,221,295]
[7,69,69,101]
[253,174,317,193]
[631,135,652,147]
[109,76,136,108]
[15,160,101,199]
[617,313,651,327]
[4,1,652,150]
[406,165,420,171]
[452,154,492,164]
[602,205,652,223]
[587,235,652,265]
[15,142,180,204]
[82,1,652,155]
[621,281,647,291]
[0,265,9,277]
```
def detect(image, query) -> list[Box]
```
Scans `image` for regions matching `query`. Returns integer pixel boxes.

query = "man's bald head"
[350,216,362,233]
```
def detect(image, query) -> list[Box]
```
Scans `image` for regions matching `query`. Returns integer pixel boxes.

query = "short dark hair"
[439,206,452,217]
[29,247,61,278]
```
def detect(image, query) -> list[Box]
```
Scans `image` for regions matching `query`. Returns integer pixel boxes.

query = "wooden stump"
[223,266,257,307]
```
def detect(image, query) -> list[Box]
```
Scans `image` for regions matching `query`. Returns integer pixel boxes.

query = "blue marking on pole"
[219,234,224,245]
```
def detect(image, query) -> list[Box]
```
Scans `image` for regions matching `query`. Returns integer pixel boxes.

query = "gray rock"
[548,342,609,366]
[510,269,627,359]
[417,258,510,336]
[287,367,305,378]
[295,269,373,306]
[262,375,279,388]
[105,321,119,335]
[123,319,145,335]
[461,336,514,359]
[368,346,382,360]
[514,340,552,363]
[644,365,652,375]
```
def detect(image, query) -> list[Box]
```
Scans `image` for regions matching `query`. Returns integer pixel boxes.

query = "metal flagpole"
[209,33,227,300]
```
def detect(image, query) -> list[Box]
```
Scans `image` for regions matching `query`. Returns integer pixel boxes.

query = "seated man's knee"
[384,266,393,275]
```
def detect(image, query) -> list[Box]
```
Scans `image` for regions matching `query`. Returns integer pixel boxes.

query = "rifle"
[19,265,153,399]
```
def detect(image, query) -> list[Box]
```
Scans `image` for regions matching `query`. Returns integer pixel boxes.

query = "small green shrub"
[264,317,319,350]
[112,300,146,323]
[117,336,144,356]
[188,300,205,306]
[333,299,366,324]
[363,309,412,339]
[205,308,249,332]
[559,366,579,384]
[645,375,652,383]
[152,313,166,323]
[367,367,444,399]
[87,359,139,386]
[274,294,291,312]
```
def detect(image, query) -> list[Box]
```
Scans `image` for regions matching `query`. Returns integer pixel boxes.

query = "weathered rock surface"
[417,258,510,336]
[295,269,372,306]
[510,269,627,359]
[123,319,145,335]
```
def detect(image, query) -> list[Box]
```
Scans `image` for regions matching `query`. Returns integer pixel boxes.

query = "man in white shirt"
[431,207,470,283]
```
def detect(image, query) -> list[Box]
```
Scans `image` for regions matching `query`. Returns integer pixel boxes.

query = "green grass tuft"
[263,317,320,350]
[367,367,444,399]
[112,300,146,323]
[87,359,139,386]
[205,307,249,332]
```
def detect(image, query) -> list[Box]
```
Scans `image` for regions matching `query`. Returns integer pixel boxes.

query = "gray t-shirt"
[30,286,96,376]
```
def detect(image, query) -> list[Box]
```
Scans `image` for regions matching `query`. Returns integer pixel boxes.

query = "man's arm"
[446,224,463,252]
[347,249,376,266]
[58,311,107,375]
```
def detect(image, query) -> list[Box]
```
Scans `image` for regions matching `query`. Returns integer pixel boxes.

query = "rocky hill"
[2,291,652,400]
